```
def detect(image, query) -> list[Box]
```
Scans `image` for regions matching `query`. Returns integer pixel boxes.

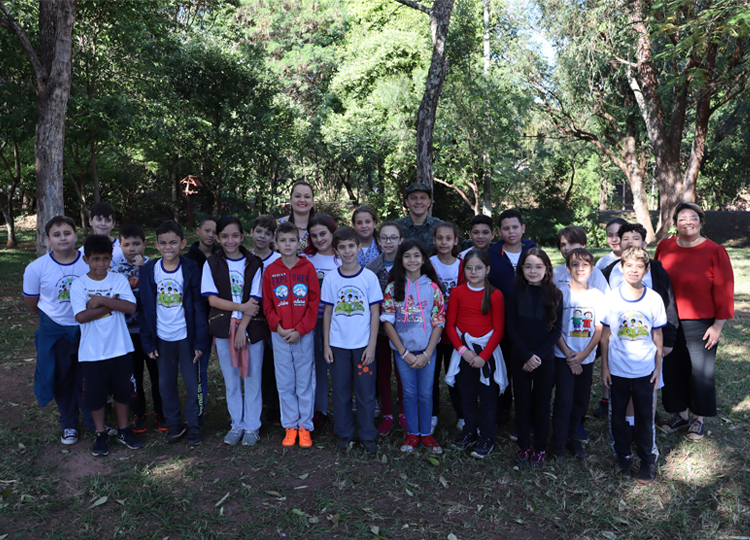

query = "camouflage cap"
[403,182,432,199]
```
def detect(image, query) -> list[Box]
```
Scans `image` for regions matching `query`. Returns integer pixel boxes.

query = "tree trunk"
[90,130,101,203]
[599,176,607,210]
[0,0,76,255]
[0,140,21,248]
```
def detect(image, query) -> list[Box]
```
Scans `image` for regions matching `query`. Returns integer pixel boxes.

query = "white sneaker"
[61,428,79,445]
[242,429,260,446]
[430,416,438,435]
[456,418,465,431]
[224,428,244,445]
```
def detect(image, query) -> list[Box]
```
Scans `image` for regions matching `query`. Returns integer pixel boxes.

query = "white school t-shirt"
[553,264,610,294]
[78,238,125,267]
[601,285,667,379]
[606,263,653,290]
[154,260,188,342]
[305,252,341,317]
[595,251,617,270]
[23,252,90,326]
[201,257,262,319]
[321,267,383,349]
[554,284,605,365]
[259,251,281,270]
[70,272,135,362]
[429,255,461,299]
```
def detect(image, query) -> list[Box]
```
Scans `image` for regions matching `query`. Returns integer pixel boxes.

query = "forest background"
[1,0,749,250]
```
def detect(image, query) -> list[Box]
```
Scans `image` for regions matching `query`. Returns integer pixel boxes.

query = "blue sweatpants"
[157,338,200,429]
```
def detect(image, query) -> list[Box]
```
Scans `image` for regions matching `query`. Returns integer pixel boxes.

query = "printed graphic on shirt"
[439,278,457,297]
[273,284,289,304]
[334,286,366,316]
[230,270,244,296]
[56,276,75,302]
[617,311,651,340]
[157,278,183,308]
[569,308,595,337]
[292,283,309,307]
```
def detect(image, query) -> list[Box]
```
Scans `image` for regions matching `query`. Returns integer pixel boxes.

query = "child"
[71,235,142,456]
[553,226,609,293]
[353,205,381,266]
[367,222,406,436]
[506,248,563,468]
[79,202,125,267]
[459,214,495,258]
[250,214,281,267]
[381,239,445,453]
[595,217,628,270]
[262,221,320,448]
[550,249,604,461]
[23,216,94,444]
[322,226,383,453]
[444,249,507,459]
[304,213,341,429]
[429,222,465,433]
[111,224,165,433]
[601,246,666,484]
[185,215,219,268]
[202,216,268,446]
[140,220,209,445]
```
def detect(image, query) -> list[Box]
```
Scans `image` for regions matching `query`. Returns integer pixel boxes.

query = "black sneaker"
[575,423,589,444]
[550,446,566,463]
[92,431,109,457]
[154,413,168,432]
[336,437,353,452]
[313,411,329,431]
[514,448,531,468]
[452,431,478,450]
[166,424,186,444]
[617,456,632,478]
[592,399,609,419]
[132,414,147,434]
[360,439,377,454]
[636,462,656,485]
[187,426,202,446]
[530,450,546,469]
[566,438,589,459]
[117,427,144,450]
[470,437,494,459]
[660,414,690,434]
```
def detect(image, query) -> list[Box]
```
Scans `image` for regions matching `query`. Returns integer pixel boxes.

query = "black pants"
[130,334,163,418]
[662,319,717,417]
[261,334,280,416]
[610,374,658,464]
[512,355,555,451]
[551,359,593,448]
[433,342,463,418]
[496,336,513,419]
[456,361,498,440]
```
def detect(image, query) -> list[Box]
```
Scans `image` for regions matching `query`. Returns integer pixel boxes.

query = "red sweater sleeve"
[262,269,281,332]
[712,244,735,320]
[444,286,463,350]
[295,261,320,336]
[479,290,505,361]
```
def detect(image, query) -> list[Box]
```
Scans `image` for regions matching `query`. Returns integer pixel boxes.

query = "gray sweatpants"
[271,331,315,431]
[215,338,264,431]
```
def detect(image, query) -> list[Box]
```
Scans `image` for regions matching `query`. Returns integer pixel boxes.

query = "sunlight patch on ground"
[659,438,727,488]
[147,457,198,482]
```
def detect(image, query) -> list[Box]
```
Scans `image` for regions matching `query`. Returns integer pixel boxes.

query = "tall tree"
[1,0,76,255]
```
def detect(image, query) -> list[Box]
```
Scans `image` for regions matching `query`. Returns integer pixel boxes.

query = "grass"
[1,224,749,539]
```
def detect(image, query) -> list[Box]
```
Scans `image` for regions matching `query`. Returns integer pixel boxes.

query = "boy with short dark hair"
[263,221,320,447]
[71,235,142,457]
[23,216,95,444]
[553,226,609,293]
[601,246,666,484]
[250,214,281,267]
[80,202,125,266]
[185,215,220,268]
[459,215,495,258]
[112,224,165,433]
[140,220,209,445]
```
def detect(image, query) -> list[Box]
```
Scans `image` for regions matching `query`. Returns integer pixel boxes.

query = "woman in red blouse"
[655,202,734,441]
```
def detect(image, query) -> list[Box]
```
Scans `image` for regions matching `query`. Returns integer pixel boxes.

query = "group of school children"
[23,181,681,485]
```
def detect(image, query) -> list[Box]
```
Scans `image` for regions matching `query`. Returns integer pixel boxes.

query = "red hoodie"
[263,257,320,336]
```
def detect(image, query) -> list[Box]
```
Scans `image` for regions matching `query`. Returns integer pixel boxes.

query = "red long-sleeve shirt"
[262,257,320,336]
[444,284,505,361]
[654,237,734,320]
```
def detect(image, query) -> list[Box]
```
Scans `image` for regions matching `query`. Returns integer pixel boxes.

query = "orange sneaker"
[298,428,313,448]
[282,428,298,446]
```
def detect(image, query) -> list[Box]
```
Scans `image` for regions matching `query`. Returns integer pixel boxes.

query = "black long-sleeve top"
[505,285,564,362]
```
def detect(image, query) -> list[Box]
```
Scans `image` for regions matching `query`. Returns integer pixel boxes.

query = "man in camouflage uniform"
[394,183,444,253]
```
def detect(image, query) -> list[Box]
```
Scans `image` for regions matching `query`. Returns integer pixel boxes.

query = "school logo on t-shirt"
[274,284,289,300]
[617,311,650,340]
[439,278,457,298]
[570,308,595,338]
[157,278,183,308]
[230,270,243,296]
[56,276,75,302]
[334,286,366,316]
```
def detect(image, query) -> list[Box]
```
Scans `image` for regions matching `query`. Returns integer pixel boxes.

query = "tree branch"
[393,0,431,15]
[433,176,476,210]
[0,0,45,85]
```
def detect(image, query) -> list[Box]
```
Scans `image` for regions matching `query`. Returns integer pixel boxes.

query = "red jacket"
[262,257,320,336]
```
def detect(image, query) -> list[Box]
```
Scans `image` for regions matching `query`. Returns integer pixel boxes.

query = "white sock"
[626,416,635,426]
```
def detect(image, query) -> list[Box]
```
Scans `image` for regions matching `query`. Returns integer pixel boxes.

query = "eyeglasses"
[379,236,400,243]
[676,217,700,223]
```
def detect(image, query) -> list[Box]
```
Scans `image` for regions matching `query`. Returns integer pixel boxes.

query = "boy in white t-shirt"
[322,227,383,454]
[550,249,604,461]
[71,235,142,457]
[458,214,495,259]
[601,247,666,485]
[78,202,125,267]
[23,216,95,445]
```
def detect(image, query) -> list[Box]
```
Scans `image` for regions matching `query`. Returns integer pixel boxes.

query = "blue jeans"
[396,350,436,436]
[215,338,264,431]
[157,338,200,428]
